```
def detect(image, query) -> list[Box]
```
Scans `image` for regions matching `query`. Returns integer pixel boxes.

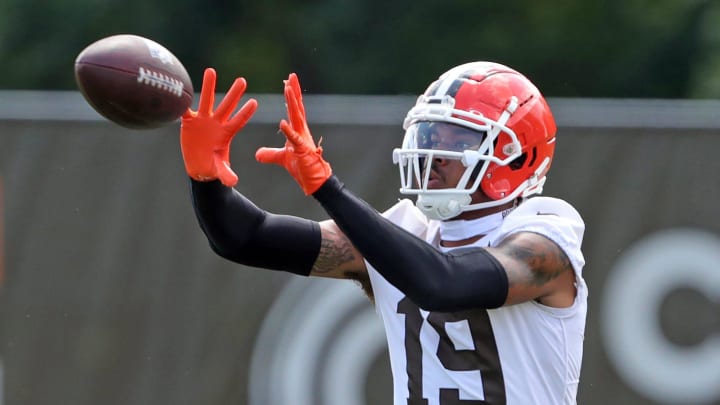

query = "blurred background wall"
[1,0,720,404]
[0,93,719,405]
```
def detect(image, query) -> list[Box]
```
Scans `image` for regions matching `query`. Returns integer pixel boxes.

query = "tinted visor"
[410,122,486,152]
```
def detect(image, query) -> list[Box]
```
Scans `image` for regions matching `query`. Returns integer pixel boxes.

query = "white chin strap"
[416,194,472,220]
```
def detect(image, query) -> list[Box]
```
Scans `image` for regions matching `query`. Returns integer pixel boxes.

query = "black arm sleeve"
[313,176,508,311]
[190,179,321,276]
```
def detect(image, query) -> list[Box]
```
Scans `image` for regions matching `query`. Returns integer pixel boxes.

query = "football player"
[181,62,587,404]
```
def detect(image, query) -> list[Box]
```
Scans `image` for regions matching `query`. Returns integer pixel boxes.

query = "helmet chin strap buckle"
[416,194,472,220]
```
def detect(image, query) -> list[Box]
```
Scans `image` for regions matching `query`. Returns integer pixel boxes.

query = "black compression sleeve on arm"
[313,176,508,311]
[190,179,321,276]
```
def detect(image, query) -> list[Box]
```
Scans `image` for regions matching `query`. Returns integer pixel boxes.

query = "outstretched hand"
[255,73,332,195]
[180,68,258,187]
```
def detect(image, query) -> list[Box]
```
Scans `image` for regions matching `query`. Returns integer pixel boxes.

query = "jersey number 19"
[397,297,506,404]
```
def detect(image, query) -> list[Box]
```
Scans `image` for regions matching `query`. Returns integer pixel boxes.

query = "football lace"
[137,67,184,97]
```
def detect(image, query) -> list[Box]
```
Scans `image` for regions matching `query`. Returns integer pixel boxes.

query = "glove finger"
[255,147,288,165]
[197,68,217,117]
[284,81,308,135]
[226,98,258,135]
[279,120,310,153]
[215,77,248,122]
[287,73,306,119]
[214,155,238,187]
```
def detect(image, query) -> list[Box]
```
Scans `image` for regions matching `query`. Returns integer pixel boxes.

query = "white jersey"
[366,197,587,405]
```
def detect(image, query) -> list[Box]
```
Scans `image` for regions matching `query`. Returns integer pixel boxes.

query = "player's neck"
[439,200,517,248]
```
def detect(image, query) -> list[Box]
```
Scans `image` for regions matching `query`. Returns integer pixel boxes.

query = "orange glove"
[181,68,258,187]
[255,73,332,195]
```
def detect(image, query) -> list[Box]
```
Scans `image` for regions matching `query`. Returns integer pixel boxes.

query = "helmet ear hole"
[528,147,537,167]
[509,152,528,170]
[509,147,538,170]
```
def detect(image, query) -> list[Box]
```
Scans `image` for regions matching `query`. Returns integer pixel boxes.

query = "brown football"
[74,34,193,129]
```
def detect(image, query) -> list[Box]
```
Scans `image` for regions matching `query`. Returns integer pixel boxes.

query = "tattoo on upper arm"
[312,228,358,275]
[499,233,573,288]
[312,224,374,300]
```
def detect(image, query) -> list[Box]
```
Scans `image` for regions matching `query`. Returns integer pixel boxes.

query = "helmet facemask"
[392,94,524,220]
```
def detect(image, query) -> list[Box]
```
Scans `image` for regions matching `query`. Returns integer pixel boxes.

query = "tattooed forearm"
[312,228,358,275]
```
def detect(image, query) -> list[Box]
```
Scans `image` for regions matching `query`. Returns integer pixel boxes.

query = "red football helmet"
[392,62,557,220]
